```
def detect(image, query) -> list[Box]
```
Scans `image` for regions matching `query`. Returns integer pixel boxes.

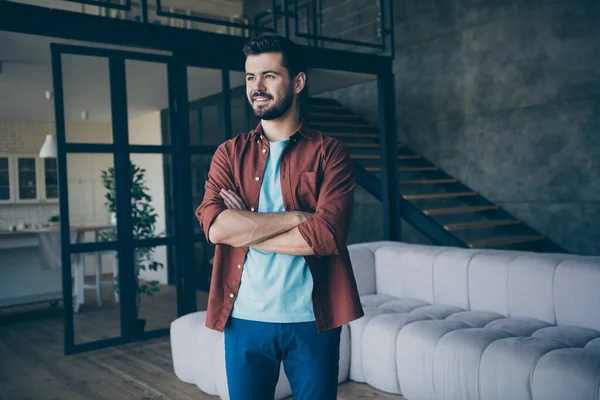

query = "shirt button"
[237,264,242,269]
[255,176,260,181]
[229,293,234,298]
[262,149,267,154]
[250,207,255,212]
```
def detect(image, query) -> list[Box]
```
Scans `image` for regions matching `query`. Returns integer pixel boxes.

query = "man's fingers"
[221,190,246,210]
[220,190,246,210]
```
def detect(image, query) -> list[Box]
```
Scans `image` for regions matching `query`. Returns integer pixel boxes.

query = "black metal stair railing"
[354,161,468,248]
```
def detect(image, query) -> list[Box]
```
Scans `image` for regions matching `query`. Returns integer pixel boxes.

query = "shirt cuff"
[297,217,339,259]
[198,203,227,245]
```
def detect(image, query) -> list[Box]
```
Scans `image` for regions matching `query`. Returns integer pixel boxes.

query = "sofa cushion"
[360,293,397,308]
[362,304,464,394]
[554,258,600,331]
[532,325,600,347]
[445,310,504,327]
[347,306,396,382]
[507,255,563,324]
[532,347,600,400]
[468,252,516,316]
[433,249,476,309]
[433,328,515,400]
[348,244,377,296]
[484,317,552,336]
[375,246,445,302]
[378,298,429,313]
[479,336,566,400]
[395,319,470,400]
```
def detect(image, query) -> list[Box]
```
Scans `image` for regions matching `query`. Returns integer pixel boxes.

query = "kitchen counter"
[0,224,113,309]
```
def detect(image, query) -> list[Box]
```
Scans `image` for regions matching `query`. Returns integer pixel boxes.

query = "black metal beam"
[168,60,197,317]
[378,71,401,241]
[51,46,75,356]
[0,1,392,76]
[221,71,233,140]
[109,55,138,339]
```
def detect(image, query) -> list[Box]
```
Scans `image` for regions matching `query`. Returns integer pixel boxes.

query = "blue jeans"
[223,317,341,400]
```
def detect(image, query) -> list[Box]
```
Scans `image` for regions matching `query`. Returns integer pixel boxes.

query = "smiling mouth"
[253,96,272,104]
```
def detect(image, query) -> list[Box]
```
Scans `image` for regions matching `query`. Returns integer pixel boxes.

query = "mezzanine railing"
[7,0,395,56]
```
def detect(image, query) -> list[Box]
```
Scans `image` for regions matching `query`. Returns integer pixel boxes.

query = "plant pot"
[110,212,117,226]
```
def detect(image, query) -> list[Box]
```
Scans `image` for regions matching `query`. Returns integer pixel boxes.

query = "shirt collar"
[251,119,314,141]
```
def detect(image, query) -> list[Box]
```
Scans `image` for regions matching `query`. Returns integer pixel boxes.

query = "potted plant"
[100,163,164,334]
[48,214,60,228]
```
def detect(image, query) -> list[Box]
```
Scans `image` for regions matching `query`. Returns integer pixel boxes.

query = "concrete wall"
[317,0,600,255]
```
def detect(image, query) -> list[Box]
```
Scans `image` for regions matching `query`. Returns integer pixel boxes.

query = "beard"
[250,86,295,120]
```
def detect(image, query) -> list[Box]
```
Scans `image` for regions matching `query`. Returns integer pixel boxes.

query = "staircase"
[308,97,567,253]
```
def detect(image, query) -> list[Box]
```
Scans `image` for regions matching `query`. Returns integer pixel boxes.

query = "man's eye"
[266,75,274,79]
[246,76,254,81]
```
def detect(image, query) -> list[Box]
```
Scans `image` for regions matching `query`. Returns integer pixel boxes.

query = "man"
[195,34,364,400]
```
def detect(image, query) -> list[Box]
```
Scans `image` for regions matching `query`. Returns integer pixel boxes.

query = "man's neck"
[261,107,300,142]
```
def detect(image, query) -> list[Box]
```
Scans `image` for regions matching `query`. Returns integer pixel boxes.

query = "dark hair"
[242,34,306,78]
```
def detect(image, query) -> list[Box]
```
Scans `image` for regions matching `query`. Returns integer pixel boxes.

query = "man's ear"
[293,72,306,95]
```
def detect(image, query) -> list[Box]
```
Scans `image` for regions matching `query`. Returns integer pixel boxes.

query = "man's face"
[245,52,295,120]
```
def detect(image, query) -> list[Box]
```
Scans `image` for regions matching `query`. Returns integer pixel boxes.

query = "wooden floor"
[0,284,405,400]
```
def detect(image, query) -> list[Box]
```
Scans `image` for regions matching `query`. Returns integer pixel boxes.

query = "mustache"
[252,92,272,100]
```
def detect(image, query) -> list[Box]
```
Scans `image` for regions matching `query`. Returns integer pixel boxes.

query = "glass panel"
[136,244,177,333]
[129,154,173,239]
[66,153,115,243]
[194,240,214,295]
[191,154,212,236]
[44,158,59,199]
[230,71,258,134]
[126,60,169,145]
[0,157,9,200]
[191,153,214,293]
[62,54,113,144]
[17,157,37,200]
[187,67,223,145]
[72,250,120,345]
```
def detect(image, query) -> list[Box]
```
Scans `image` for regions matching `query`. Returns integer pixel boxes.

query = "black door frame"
[51,43,217,355]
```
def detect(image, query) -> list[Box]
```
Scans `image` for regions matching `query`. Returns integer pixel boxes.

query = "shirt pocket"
[297,171,320,211]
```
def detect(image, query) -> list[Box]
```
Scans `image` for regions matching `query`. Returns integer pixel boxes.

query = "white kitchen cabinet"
[0,154,59,204]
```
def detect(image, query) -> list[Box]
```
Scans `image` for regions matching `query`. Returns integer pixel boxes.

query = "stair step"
[467,235,545,249]
[345,143,405,148]
[423,205,500,216]
[352,154,421,160]
[403,192,477,200]
[401,179,458,184]
[366,166,439,172]
[444,219,521,232]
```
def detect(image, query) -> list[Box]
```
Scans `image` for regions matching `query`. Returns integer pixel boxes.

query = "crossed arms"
[195,141,355,258]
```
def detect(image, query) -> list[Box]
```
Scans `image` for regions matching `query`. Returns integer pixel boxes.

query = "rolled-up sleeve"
[195,143,235,244]
[297,142,355,258]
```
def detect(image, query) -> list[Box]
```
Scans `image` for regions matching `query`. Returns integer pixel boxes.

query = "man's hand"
[219,189,313,223]
[219,189,247,210]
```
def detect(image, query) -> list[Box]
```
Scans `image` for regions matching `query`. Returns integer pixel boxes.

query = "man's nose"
[253,78,266,91]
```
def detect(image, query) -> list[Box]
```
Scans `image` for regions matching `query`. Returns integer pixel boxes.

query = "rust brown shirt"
[195,120,364,332]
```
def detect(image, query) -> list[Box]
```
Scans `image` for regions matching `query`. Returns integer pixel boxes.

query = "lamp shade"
[39,134,57,158]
